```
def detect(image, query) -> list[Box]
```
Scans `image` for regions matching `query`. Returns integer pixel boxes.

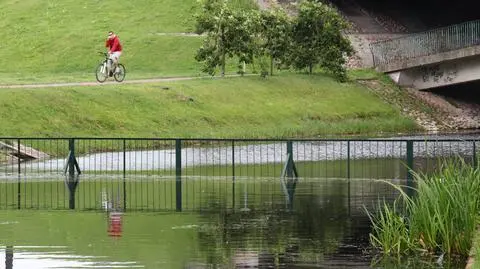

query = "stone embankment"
[359,79,480,132]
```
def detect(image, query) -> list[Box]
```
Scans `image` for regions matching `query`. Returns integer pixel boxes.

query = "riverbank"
[468,228,480,269]
[0,73,419,138]
[350,69,480,133]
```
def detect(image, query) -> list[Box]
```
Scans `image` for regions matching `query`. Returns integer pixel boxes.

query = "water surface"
[0,178,467,268]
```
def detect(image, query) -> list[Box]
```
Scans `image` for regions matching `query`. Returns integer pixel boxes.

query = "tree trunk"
[270,56,274,76]
[309,63,313,74]
[221,52,226,77]
[220,29,226,77]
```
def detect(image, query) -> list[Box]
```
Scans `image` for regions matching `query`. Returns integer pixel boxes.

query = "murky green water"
[0,178,467,268]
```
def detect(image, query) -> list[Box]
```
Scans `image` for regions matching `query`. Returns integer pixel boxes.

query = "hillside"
[0,0,424,138]
[0,0,255,84]
[0,74,418,138]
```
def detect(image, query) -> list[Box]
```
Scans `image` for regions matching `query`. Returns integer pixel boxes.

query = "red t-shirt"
[105,36,122,52]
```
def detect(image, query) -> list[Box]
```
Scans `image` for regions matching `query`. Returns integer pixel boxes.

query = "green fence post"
[68,139,76,210]
[123,139,127,211]
[286,141,295,209]
[286,141,293,179]
[406,140,414,194]
[17,139,21,210]
[232,140,235,209]
[347,141,351,180]
[473,141,477,169]
[65,138,81,210]
[347,140,351,217]
[176,139,182,212]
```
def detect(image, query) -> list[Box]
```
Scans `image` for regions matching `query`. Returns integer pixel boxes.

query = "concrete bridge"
[370,20,480,90]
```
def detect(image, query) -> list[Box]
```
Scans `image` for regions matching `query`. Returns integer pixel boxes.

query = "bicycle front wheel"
[95,63,108,83]
[114,64,126,82]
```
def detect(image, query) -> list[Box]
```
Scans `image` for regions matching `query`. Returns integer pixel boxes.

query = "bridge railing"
[370,20,480,69]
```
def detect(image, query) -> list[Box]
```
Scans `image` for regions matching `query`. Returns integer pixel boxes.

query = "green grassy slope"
[0,0,420,138]
[0,74,418,138]
[0,0,256,83]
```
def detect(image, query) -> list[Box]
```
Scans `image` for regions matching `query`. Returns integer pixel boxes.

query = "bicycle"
[95,52,126,83]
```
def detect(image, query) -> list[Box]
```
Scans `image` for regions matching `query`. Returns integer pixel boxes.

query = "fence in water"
[0,138,478,212]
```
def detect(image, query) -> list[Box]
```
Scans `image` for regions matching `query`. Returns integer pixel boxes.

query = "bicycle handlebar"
[98,52,109,57]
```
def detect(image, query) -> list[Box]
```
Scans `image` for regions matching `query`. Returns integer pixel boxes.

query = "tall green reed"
[366,199,412,255]
[367,158,480,257]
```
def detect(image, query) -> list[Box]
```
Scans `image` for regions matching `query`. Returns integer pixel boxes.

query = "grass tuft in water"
[367,158,480,257]
[366,199,411,255]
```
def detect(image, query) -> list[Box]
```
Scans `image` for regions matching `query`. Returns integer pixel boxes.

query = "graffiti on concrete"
[421,64,458,84]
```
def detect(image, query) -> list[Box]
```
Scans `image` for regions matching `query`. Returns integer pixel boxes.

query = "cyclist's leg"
[112,52,122,73]
[107,54,114,75]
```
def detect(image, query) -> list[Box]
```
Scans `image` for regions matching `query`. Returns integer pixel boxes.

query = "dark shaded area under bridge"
[427,79,480,103]
[330,0,480,32]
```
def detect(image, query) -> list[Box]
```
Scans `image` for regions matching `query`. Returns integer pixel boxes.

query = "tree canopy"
[194,0,353,81]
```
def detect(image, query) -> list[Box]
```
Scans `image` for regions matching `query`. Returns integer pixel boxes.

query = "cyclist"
[105,31,123,76]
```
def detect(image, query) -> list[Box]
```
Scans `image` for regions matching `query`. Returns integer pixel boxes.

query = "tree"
[195,0,258,76]
[289,0,353,81]
[257,7,292,76]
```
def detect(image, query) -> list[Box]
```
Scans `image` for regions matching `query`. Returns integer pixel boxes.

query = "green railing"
[0,138,478,212]
[370,20,480,69]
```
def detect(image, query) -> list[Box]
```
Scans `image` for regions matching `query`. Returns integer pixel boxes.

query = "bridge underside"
[339,0,480,30]
[388,54,480,90]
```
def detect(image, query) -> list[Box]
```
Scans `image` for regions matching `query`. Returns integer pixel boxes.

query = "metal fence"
[0,138,478,212]
[369,20,480,69]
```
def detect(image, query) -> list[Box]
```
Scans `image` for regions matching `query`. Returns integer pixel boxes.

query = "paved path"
[0,31,217,89]
[0,75,246,89]
[152,32,204,37]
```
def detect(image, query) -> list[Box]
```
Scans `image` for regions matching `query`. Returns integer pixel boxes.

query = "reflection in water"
[107,212,124,237]
[0,246,143,268]
[194,180,382,268]
[0,178,467,268]
[191,179,465,269]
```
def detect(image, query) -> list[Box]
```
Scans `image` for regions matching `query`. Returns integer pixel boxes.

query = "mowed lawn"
[0,74,418,138]
[0,0,256,83]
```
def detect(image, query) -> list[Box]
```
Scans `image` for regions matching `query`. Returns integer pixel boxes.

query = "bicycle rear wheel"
[95,63,108,83]
[114,64,126,82]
